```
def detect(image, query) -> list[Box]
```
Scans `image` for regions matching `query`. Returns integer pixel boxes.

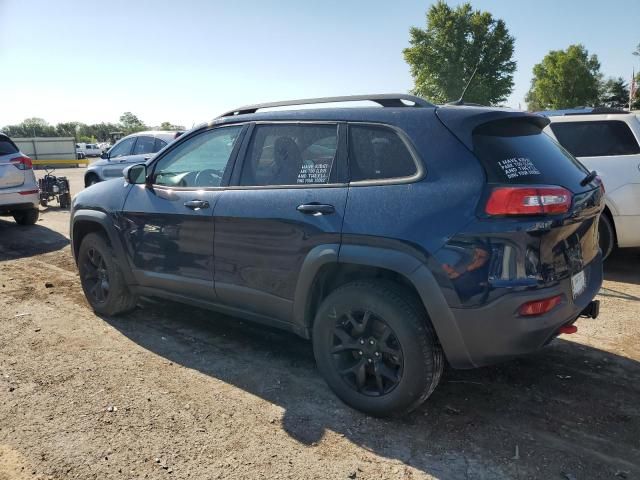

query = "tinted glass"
[132,136,155,155]
[0,137,18,155]
[348,125,417,181]
[153,138,167,153]
[473,119,589,188]
[550,121,640,157]
[240,124,338,186]
[153,126,243,188]
[109,137,136,158]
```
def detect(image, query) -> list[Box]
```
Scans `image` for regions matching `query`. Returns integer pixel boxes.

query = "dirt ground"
[1,169,639,479]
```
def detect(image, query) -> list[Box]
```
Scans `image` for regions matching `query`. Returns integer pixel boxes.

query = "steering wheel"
[194,169,222,187]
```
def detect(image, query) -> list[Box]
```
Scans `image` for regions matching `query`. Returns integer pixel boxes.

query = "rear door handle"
[296,203,335,215]
[184,199,210,210]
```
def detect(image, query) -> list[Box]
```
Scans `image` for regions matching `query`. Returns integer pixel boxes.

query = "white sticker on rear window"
[497,157,541,179]
[297,162,330,184]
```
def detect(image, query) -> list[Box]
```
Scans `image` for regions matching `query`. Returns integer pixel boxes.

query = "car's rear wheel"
[78,232,137,315]
[598,214,616,260]
[312,280,444,417]
[13,208,39,225]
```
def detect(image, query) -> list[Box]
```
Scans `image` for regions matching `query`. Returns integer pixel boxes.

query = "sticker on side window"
[497,157,541,180]
[297,162,331,184]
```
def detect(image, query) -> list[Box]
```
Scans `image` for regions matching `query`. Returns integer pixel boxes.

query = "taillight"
[485,186,572,216]
[519,295,562,316]
[10,156,33,170]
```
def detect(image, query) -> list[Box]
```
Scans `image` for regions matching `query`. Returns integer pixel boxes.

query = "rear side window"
[348,125,417,181]
[239,124,338,186]
[153,138,167,153]
[132,136,155,155]
[0,137,18,155]
[473,119,588,186]
[549,121,640,157]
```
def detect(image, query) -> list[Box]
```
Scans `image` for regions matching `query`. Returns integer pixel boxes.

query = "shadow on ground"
[103,298,640,479]
[604,247,640,285]
[0,217,69,260]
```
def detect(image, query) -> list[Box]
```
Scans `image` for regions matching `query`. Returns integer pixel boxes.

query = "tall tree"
[526,44,602,111]
[599,77,629,109]
[119,112,146,134]
[158,121,186,131]
[403,1,516,105]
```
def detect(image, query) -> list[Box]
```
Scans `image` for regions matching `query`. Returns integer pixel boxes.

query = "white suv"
[0,133,39,225]
[543,110,640,258]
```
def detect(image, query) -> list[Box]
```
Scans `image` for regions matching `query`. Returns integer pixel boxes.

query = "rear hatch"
[0,135,26,189]
[437,107,603,297]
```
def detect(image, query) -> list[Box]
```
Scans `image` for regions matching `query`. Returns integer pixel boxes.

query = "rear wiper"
[580,170,597,187]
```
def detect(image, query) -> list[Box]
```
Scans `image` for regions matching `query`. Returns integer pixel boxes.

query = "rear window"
[0,137,18,155]
[549,120,640,157]
[473,119,588,187]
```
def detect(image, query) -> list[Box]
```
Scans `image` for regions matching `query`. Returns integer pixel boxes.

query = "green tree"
[403,1,516,105]
[119,112,146,134]
[158,121,186,131]
[526,44,602,111]
[599,77,629,109]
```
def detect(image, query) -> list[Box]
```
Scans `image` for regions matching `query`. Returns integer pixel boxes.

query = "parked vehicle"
[0,133,39,225]
[84,131,182,187]
[71,94,603,416]
[39,167,71,209]
[541,109,640,258]
[76,143,102,157]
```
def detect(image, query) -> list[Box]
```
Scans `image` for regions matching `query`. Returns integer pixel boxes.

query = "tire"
[598,214,616,260]
[13,208,39,225]
[85,174,100,188]
[78,232,138,316]
[40,199,48,208]
[59,193,71,209]
[312,280,444,417]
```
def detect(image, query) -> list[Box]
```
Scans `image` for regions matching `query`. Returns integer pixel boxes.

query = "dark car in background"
[70,95,603,416]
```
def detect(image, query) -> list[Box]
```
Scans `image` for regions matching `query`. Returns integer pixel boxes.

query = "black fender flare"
[71,209,136,285]
[293,243,475,369]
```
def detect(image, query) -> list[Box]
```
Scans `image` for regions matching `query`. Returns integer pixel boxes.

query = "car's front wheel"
[13,208,39,225]
[85,174,100,187]
[78,232,138,315]
[312,280,444,417]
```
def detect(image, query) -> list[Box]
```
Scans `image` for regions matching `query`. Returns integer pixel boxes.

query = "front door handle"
[184,199,210,210]
[296,203,335,215]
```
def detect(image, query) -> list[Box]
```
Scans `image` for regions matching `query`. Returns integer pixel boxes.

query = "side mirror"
[101,151,109,160]
[124,163,147,185]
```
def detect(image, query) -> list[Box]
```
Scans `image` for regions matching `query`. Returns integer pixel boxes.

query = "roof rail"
[219,94,434,117]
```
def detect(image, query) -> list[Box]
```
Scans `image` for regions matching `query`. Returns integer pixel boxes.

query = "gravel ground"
[0,169,639,479]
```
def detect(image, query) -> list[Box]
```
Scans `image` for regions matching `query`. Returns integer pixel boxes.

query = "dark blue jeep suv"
[70,94,603,416]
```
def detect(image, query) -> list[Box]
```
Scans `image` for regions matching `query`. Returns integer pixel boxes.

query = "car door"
[213,122,348,323]
[103,136,137,179]
[120,124,247,300]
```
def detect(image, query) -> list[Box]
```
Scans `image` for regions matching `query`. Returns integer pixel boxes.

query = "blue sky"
[1,0,639,127]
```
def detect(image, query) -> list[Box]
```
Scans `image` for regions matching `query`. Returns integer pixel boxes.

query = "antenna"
[448,62,480,106]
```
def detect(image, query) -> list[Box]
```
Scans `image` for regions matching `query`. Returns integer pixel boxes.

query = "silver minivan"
[0,133,39,225]
[84,131,182,187]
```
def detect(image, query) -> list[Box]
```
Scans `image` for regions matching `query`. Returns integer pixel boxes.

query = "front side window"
[152,125,243,188]
[109,137,136,158]
[550,120,640,157]
[132,136,155,155]
[348,125,417,181]
[239,124,338,186]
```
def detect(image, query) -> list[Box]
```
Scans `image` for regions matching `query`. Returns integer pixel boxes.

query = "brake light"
[519,295,562,316]
[486,186,572,216]
[10,156,33,170]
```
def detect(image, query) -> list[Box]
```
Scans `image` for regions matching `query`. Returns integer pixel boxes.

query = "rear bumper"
[448,252,603,368]
[0,191,39,213]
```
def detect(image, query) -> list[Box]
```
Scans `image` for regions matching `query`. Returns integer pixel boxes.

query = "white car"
[543,110,640,258]
[0,133,39,225]
[76,143,103,157]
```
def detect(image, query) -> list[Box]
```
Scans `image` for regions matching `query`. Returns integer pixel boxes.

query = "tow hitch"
[579,300,600,319]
